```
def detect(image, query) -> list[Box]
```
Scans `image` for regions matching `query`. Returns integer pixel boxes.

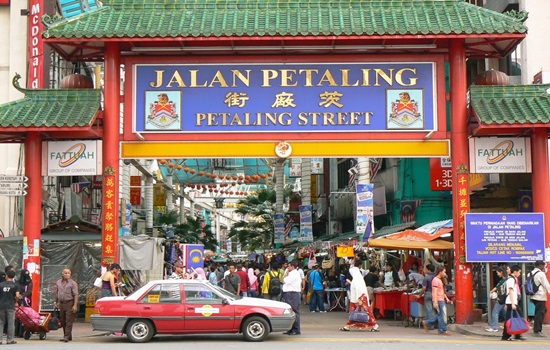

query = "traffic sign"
[0,189,27,196]
[0,175,28,182]
[0,182,28,190]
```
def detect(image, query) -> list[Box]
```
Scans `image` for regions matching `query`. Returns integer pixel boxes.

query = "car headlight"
[283,308,293,315]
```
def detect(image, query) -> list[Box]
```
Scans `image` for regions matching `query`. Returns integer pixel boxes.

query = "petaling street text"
[195,111,374,127]
[150,67,419,88]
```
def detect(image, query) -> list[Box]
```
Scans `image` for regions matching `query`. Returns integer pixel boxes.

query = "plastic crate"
[411,301,425,318]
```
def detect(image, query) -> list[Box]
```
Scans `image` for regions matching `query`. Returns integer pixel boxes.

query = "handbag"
[506,310,530,335]
[94,277,103,288]
[48,309,61,330]
[349,307,370,323]
[308,253,317,269]
[336,245,355,258]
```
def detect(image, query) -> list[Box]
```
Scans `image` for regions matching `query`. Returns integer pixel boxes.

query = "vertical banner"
[356,183,375,241]
[28,0,45,89]
[456,173,470,261]
[153,184,166,206]
[130,176,141,205]
[274,213,285,244]
[182,244,204,270]
[226,238,232,252]
[102,174,117,264]
[299,205,314,242]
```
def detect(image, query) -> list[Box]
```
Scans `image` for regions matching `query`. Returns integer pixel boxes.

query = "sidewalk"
[44,306,550,341]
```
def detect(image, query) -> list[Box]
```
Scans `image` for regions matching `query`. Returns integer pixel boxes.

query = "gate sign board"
[465,213,545,262]
[133,62,437,134]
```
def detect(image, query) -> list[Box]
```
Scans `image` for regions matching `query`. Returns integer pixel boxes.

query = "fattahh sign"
[42,140,102,176]
[469,137,531,173]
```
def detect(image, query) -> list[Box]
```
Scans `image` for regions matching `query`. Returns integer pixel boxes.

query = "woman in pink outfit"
[248,268,259,297]
[340,259,379,332]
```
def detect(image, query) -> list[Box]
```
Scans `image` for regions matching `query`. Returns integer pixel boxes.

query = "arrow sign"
[0,182,28,190]
[0,189,27,196]
[0,175,28,182]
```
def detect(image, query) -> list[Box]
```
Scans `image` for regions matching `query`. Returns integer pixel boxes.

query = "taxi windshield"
[209,282,240,300]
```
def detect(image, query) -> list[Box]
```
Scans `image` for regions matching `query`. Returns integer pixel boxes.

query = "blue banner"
[274,213,285,244]
[356,184,374,241]
[134,62,436,133]
[465,213,545,262]
[299,205,314,242]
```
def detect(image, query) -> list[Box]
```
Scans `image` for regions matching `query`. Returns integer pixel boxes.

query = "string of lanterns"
[158,159,274,197]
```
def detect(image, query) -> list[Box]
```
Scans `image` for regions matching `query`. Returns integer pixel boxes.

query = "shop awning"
[371,222,417,239]
[384,219,453,241]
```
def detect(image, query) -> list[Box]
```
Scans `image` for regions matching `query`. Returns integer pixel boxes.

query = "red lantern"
[198,171,205,176]
[190,169,196,174]
[184,167,190,173]
[167,162,174,168]
[159,159,167,165]
[176,164,183,170]
[211,174,218,179]
[205,172,211,178]
[260,174,267,179]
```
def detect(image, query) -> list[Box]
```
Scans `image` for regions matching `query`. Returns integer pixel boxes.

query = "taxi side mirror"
[222,298,229,305]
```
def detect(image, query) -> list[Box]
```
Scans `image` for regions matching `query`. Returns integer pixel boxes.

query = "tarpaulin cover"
[384,219,453,242]
[366,237,454,251]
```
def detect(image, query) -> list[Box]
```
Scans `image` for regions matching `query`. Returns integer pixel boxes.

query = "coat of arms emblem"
[148,93,179,128]
[388,92,422,127]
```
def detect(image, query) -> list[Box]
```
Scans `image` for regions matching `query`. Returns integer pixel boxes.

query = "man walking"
[53,268,79,342]
[530,260,550,337]
[0,270,19,345]
[223,263,241,295]
[308,265,326,313]
[236,264,250,297]
[282,260,302,335]
[422,266,451,336]
[416,264,435,328]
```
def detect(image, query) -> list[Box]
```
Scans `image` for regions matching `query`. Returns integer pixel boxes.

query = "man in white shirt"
[530,260,550,337]
[282,260,302,335]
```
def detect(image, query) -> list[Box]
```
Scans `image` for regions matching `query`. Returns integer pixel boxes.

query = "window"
[140,284,181,304]
[184,284,223,305]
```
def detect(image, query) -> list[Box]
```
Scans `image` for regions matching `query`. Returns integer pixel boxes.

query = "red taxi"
[91,279,295,343]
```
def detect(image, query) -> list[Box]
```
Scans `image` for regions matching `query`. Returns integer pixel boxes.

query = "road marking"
[274,336,550,344]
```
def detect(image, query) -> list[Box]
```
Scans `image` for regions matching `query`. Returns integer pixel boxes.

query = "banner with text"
[299,205,314,243]
[356,183,374,241]
[274,213,285,244]
[134,62,436,134]
[465,213,545,262]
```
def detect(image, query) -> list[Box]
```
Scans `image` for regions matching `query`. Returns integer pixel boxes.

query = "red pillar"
[450,39,474,324]
[23,131,42,310]
[530,128,550,323]
[101,43,121,265]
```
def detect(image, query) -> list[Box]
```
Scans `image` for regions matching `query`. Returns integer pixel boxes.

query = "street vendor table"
[374,290,404,318]
[325,288,347,311]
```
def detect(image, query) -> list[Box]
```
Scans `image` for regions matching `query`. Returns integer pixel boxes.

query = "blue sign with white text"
[134,62,436,133]
[465,213,545,262]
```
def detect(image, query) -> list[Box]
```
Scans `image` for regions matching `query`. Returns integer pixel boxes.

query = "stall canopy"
[367,219,454,251]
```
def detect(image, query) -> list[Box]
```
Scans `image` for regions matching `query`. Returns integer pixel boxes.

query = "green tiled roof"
[0,74,101,128]
[43,0,528,39]
[470,84,550,125]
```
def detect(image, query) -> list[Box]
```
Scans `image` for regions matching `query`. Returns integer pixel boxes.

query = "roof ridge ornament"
[12,73,27,94]
[503,9,528,23]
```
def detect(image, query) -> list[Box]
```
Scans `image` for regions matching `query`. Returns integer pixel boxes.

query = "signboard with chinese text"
[430,157,452,191]
[465,213,545,262]
[102,175,117,264]
[130,176,141,205]
[133,62,437,134]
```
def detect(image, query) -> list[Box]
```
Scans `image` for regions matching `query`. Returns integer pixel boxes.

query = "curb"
[448,324,500,338]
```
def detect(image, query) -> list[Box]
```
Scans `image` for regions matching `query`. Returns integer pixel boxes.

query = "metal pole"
[486,262,492,324]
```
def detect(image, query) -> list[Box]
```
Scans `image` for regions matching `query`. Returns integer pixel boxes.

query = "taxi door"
[183,283,235,331]
[136,283,185,332]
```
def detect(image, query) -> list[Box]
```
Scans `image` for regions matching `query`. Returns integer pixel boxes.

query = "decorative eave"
[42,0,528,62]
[0,74,103,142]
[469,84,550,136]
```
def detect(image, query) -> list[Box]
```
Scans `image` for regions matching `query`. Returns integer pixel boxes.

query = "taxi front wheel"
[126,319,154,343]
[242,316,269,342]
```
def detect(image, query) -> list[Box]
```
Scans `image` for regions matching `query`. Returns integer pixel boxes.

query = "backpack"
[524,271,541,295]
[497,277,513,305]
[268,271,282,296]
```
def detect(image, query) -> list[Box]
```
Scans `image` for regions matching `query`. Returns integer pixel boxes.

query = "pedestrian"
[340,259,379,332]
[0,270,20,345]
[168,262,185,280]
[208,266,219,285]
[282,260,302,335]
[530,260,550,337]
[308,265,326,313]
[223,263,241,295]
[422,266,451,336]
[0,265,15,283]
[100,263,123,297]
[364,265,382,316]
[53,268,78,343]
[485,266,508,332]
[416,264,435,328]
[501,265,525,341]
[262,263,282,300]
[17,269,32,307]
[248,268,259,297]
[235,264,249,297]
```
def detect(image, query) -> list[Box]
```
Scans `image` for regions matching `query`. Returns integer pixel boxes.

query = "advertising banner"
[274,213,285,244]
[134,62,437,134]
[356,183,374,241]
[299,205,314,243]
[469,137,532,173]
[465,213,545,262]
[43,140,102,176]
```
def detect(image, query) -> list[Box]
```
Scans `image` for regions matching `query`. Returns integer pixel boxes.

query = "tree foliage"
[155,211,218,250]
